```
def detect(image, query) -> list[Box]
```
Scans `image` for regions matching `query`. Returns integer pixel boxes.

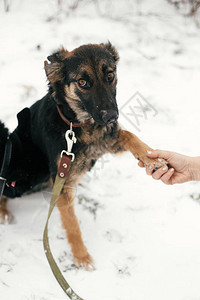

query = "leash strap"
[43,129,85,299]
[43,174,84,300]
[0,137,12,201]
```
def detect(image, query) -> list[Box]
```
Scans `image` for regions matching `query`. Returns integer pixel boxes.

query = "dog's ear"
[44,47,69,83]
[103,42,119,63]
[47,46,68,63]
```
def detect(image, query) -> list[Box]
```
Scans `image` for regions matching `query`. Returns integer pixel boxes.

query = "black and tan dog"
[0,43,165,269]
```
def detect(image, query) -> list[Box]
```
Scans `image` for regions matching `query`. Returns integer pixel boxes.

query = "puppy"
[0,43,165,269]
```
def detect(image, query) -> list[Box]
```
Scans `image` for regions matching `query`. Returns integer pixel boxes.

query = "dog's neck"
[49,90,91,126]
[58,101,77,123]
[57,105,91,127]
[49,87,77,120]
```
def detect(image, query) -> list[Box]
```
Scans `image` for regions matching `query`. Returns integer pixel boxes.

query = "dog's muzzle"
[100,109,118,125]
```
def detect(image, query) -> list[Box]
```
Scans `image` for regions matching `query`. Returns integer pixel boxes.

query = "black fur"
[0,121,9,168]
[1,108,49,198]
[0,43,120,198]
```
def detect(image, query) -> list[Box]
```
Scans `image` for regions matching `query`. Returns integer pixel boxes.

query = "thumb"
[146,149,171,160]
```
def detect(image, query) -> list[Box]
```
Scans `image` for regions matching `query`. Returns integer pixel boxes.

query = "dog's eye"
[107,72,114,82]
[78,79,88,87]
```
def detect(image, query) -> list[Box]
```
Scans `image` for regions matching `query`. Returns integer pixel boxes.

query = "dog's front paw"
[136,148,167,170]
[74,252,95,271]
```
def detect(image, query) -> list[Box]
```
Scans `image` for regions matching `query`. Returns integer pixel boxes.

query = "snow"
[1,0,200,299]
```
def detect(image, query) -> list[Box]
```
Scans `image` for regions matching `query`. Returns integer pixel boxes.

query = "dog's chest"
[85,142,108,159]
[74,141,110,174]
[73,125,118,173]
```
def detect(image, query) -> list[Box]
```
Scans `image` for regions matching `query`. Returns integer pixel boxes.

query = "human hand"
[138,150,200,185]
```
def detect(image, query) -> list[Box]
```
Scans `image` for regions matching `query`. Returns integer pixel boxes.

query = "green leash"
[43,175,85,300]
[43,127,85,300]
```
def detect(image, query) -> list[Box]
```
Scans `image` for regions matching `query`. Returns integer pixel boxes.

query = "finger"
[138,161,145,168]
[146,164,154,175]
[160,168,174,185]
[146,149,170,160]
[152,165,168,180]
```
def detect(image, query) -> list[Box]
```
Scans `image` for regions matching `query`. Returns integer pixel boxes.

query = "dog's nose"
[101,110,118,124]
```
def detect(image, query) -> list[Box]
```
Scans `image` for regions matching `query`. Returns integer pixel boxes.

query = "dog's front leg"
[57,180,94,270]
[111,129,166,168]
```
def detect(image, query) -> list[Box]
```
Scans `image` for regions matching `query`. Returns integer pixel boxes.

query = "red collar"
[57,105,91,128]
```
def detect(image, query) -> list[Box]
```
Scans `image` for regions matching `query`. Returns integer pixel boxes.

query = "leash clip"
[61,123,77,162]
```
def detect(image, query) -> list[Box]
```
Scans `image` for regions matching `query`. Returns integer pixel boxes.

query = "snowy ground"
[1,1,200,299]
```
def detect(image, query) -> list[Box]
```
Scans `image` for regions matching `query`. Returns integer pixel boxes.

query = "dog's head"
[45,43,119,125]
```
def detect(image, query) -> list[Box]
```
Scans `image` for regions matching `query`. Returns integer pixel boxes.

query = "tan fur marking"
[64,84,92,123]
[64,84,80,101]
[57,182,93,269]
[0,196,12,224]
[78,64,94,77]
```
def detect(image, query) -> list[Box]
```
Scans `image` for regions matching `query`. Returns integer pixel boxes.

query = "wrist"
[190,156,200,181]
